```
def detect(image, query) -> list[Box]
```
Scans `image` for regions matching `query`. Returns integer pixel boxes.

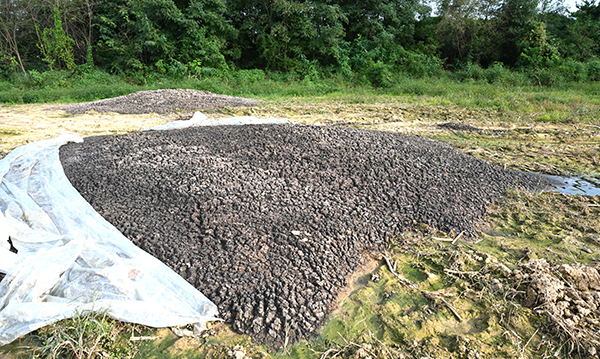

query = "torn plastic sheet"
[141,111,288,131]
[0,132,220,346]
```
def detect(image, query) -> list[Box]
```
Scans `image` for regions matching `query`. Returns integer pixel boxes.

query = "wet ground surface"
[543,174,600,196]
[59,124,555,346]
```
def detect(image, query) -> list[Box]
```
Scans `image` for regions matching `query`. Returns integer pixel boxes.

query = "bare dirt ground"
[0,104,175,154]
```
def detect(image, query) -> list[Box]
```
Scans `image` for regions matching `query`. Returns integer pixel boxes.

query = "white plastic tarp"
[0,215,17,274]
[141,111,288,131]
[0,133,220,346]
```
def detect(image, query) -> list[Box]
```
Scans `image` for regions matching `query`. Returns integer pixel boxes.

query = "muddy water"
[542,174,600,196]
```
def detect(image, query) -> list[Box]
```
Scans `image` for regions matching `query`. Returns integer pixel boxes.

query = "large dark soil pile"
[59,124,553,346]
[48,89,260,115]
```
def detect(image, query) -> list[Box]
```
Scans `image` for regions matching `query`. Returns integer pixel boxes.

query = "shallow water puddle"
[542,174,600,196]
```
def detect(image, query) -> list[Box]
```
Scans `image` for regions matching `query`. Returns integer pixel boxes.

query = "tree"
[435,0,503,67]
[497,0,540,66]
[94,0,235,74]
[516,21,560,68]
[338,0,423,47]
[0,0,31,73]
[227,0,346,70]
[38,4,76,71]
[561,0,600,60]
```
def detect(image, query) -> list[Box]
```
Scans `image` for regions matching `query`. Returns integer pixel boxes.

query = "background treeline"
[2,0,600,86]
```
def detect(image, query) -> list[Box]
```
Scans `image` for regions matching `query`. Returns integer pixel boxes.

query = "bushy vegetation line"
[2,0,600,88]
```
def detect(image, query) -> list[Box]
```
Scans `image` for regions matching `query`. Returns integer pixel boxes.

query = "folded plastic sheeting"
[140,111,288,131]
[0,133,220,346]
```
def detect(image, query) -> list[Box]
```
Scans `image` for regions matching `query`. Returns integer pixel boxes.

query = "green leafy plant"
[39,5,76,72]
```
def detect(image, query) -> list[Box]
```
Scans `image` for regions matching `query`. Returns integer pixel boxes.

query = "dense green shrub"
[365,62,394,88]
[587,60,600,81]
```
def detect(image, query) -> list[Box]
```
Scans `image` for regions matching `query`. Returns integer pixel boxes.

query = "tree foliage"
[39,5,76,71]
[2,0,600,83]
[94,0,235,75]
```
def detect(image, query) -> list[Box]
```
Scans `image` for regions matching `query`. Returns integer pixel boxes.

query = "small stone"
[581,247,593,254]
[355,343,373,359]
[384,290,397,299]
[228,345,248,359]
[589,346,597,356]
[371,273,381,283]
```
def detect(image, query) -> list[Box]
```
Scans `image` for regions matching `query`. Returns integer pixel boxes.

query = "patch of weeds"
[137,323,270,359]
[25,310,138,359]
[486,190,600,264]
[272,232,531,359]
[427,122,600,178]
[0,128,21,136]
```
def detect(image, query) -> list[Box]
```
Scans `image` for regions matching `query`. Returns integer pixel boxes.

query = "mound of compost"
[48,89,260,115]
[59,124,553,346]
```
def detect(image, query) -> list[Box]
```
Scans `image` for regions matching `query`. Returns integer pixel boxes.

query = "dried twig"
[382,253,414,287]
[578,124,600,130]
[522,327,540,353]
[130,336,160,341]
[432,231,463,244]
[337,332,349,345]
[452,231,464,244]
[421,291,463,322]
[444,268,480,276]
[318,348,339,359]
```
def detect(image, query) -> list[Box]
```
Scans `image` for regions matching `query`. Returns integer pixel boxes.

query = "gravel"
[47,89,260,115]
[59,124,554,346]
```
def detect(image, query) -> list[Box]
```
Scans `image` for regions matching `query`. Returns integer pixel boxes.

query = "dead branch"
[452,231,464,244]
[130,335,160,341]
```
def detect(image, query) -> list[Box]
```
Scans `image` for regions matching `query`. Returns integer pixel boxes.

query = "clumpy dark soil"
[438,122,483,132]
[59,124,554,346]
[47,89,260,115]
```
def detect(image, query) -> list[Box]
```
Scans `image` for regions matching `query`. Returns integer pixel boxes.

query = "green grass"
[2,69,600,125]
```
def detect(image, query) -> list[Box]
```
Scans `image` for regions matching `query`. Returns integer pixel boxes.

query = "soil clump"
[518,259,600,355]
[59,124,554,346]
[47,89,260,115]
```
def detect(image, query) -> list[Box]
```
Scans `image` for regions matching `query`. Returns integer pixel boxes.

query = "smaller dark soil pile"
[437,122,507,135]
[59,124,553,346]
[438,122,483,132]
[48,89,260,115]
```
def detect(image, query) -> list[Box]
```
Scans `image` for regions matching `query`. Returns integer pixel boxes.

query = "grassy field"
[0,74,599,358]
